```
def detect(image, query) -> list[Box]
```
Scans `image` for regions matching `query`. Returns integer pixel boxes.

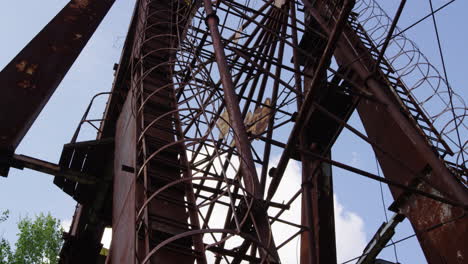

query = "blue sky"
[0,0,466,263]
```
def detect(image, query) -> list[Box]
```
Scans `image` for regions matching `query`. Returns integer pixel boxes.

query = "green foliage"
[0,237,12,264]
[0,210,12,264]
[0,211,63,264]
[0,210,8,223]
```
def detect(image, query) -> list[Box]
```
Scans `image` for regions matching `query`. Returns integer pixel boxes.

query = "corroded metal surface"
[112,92,137,264]
[357,96,468,264]
[0,0,115,153]
[3,0,466,263]
[307,1,468,263]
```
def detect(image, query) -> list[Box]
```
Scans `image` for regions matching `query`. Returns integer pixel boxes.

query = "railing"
[71,92,112,143]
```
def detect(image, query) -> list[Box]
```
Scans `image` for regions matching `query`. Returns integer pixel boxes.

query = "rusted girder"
[300,154,337,264]
[0,0,115,165]
[10,154,99,185]
[306,1,468,263]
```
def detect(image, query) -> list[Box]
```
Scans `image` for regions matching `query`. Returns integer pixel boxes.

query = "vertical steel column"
[298,18,339,262]
[300,158,319,264]
[300,155,337,264]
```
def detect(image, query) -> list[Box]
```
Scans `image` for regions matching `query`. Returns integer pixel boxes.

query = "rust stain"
[15,61,38,76]
[15,60,27,72]
[25,64,38,75]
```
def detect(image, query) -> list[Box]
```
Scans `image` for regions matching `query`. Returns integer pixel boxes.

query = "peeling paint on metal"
[14,60,38,87]
[26,64,38,75]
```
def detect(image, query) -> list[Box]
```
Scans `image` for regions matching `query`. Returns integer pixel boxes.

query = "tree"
[0,211,63,264]
[0,210,13,264]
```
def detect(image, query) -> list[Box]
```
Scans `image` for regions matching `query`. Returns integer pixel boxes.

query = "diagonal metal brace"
[0,0,115,161]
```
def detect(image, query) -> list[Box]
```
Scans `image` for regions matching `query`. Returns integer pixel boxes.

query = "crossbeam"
[0,0,115,176]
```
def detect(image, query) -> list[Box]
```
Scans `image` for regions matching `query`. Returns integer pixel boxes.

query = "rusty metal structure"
[1,0,467,263]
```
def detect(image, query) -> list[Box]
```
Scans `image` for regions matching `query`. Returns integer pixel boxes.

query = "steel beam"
[300,152,337,264]
[10,154,98,184]
[306,1,468,263]
[0,0,115,159]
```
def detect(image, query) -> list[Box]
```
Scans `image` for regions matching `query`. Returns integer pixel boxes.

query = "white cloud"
[61,219,72,232]
[269,157,302,264]
[268,158,367,264]
[101,228,112,249]
[335,196,367,263]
